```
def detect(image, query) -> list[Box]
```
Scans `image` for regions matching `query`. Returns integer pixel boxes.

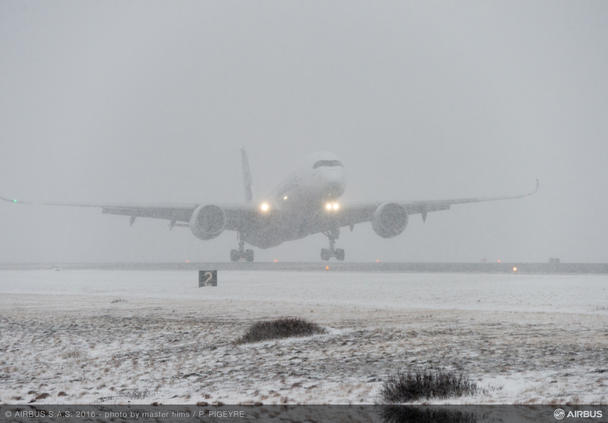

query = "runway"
[1,269,607,404]
[2,261,607,273]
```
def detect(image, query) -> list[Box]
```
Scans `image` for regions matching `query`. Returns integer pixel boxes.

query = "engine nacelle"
[372,202,408,238]
[189,204,226,240]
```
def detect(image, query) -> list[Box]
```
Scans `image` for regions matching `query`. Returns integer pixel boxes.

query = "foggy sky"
[1,0,607,263]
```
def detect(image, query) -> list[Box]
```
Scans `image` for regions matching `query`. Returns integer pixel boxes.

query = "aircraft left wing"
[0,195,253,231]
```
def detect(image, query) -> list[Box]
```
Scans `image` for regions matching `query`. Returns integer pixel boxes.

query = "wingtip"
[0,195,16,203]
[0,194,30,204]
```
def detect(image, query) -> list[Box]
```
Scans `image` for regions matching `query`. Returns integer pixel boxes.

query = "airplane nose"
[327,182,344,197]
[324,170,345,196]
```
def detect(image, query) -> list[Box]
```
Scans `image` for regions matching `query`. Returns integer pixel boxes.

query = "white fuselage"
[241,152,346,248]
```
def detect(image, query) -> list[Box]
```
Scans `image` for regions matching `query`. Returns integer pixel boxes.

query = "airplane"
[1,150,538,262]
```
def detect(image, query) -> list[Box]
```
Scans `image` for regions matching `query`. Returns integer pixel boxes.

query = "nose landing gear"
[230,237,254,262]
[321,228,345,261]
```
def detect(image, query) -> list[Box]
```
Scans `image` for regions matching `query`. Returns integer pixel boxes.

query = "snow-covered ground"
[0,269,607,404]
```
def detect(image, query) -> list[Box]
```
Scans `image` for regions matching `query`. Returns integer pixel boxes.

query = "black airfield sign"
[198,270,217,287]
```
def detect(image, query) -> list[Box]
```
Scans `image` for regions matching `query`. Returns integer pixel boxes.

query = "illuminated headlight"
[324,201,341,212]
[259,202,271,213]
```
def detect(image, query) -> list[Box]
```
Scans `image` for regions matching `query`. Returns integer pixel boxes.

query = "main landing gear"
[230,238,254,262]
[321,228,345,261]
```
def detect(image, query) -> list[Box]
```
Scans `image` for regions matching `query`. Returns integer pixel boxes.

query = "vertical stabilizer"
[241,148,253,203]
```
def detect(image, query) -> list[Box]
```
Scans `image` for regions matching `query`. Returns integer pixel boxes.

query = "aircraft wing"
[323,179,540,230]
[0,195,253,231]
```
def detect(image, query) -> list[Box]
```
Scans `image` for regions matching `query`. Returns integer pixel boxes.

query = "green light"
[12,199,17,203]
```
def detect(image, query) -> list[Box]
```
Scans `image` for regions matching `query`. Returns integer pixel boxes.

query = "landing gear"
[320,228,345,261]
[321,248,331,261]
[230,238,254,262]
[321,248,345,261]
[335,248,345,261]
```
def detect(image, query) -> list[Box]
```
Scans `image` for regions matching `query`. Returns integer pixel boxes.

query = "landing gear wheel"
[321,228,345,261]
[321,248,331,261]
[231,234,255,262]
[335,248,345,261]
[230,249,239,262]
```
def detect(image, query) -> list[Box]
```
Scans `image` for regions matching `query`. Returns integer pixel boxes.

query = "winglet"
[526,178,540,197]
[515,178,540,199]
[241,148,253,203]
[0,195,23,204]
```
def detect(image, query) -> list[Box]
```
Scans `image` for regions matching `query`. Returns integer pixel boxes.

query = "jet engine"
[189,204,226,240]
[372,202,408,238]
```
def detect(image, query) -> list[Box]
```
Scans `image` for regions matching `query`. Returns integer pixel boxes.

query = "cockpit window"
[312,160,343,169]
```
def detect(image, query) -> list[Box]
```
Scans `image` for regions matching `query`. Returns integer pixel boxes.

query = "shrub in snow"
[381,370,477,403]
[236,317,325,344]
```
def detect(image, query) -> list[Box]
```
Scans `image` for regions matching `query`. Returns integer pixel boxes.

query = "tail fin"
[241,148,253,203]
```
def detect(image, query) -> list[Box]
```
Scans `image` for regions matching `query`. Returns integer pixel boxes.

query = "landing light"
[324,201,341,212]
[259,202,271,213]
[283,195,288,201]
[512,266,518,273]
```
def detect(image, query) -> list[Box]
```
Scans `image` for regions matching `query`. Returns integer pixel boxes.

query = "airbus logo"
[554,409,566,420]
[554,408,603,420]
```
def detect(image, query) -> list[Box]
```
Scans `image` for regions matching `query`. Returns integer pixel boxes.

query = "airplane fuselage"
[240,152,346,249]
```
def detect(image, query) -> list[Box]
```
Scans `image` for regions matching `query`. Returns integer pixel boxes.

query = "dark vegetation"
[236,317,326,344]
[381,370,478,403]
